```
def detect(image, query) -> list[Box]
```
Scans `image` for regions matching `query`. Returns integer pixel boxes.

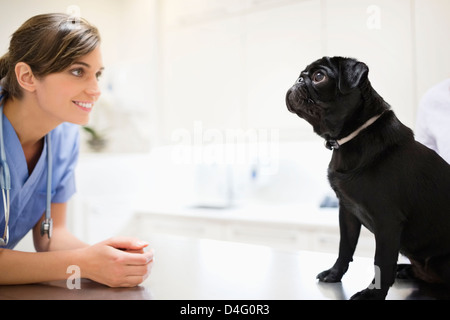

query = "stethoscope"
[0,102,53,247]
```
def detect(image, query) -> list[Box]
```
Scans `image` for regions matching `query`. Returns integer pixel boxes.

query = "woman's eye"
[71,68,84,77]
[312,71,326,83]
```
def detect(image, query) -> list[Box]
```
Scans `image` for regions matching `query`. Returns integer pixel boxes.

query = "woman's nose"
[86,77,102,100]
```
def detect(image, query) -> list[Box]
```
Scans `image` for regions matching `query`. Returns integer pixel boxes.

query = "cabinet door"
[161,16,245,143]
[325,0,415,127]
[135,214,224,240]
[245,0,322,140]
[226,222,312,251]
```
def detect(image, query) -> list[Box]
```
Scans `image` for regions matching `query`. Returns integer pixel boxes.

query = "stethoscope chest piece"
[40,218,53,239]
[0,223,8,246]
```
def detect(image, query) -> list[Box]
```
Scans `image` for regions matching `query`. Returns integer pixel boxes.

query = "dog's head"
[286,56,374,141]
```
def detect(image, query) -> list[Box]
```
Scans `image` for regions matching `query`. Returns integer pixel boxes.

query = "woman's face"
[34,46,104,126]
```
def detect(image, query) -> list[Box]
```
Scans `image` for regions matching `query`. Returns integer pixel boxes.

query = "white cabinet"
[225,222,311,251]
[324,0,415,127]
[414,0,450,103]
[135,214,225,239]
[157,0,448,144]
[161,16,245,139]
[131,209,375,257]
[159,0,323,143]
[244,1,322,140]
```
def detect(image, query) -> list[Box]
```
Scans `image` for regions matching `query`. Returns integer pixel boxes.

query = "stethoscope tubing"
[0,103,11,245]
[1,188,9,245]
[0,102,52,246]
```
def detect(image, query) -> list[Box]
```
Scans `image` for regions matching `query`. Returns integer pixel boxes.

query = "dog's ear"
[335,57,369,94]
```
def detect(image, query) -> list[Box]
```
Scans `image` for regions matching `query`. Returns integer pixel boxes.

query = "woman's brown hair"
[0,13,101,101]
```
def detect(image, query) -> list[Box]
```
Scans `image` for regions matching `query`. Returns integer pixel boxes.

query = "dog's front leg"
[317,204,361,282]
[350,222,402,300]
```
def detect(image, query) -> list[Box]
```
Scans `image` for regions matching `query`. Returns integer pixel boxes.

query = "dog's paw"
[350,288,388,300]
[316,268,344,283]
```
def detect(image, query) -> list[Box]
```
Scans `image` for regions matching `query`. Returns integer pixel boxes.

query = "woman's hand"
[79,237,154,287]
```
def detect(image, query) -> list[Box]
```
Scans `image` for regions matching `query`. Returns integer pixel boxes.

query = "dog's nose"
[297,76,304,84]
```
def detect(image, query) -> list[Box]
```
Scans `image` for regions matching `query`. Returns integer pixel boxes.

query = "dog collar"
[325,113,384,150]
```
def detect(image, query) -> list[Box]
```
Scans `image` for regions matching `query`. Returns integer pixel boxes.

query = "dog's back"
[329,110,450,284]
[396,140,450,259]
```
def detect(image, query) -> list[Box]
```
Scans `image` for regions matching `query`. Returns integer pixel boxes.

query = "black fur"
[286,56,450,300]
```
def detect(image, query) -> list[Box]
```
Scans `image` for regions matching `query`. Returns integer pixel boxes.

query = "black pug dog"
[285,56,450,300]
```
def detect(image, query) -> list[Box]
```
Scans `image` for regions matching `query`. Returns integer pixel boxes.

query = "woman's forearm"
[33,225,89,252]
[0,248,84,285]
[0,237,154,287]
[33,203,89,252]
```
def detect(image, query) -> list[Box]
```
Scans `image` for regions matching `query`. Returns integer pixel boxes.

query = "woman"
[416,78,450,164]
[0,13,154,287]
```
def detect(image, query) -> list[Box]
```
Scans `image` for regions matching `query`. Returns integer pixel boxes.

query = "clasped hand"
[80,237,154,288]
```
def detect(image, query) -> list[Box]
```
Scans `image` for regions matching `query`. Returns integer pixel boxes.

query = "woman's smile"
[72,100,95,112]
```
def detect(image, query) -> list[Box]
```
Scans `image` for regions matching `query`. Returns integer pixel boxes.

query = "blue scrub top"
[0,110,80,249]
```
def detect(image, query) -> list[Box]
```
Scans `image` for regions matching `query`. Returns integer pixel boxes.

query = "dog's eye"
[312,71,326,84]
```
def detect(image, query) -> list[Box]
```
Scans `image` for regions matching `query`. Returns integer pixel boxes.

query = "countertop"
[1,234,449,300]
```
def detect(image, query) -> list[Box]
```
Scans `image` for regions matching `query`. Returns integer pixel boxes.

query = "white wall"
[1,0,449,151]
[414,0,450,104]
[158,0,450,146]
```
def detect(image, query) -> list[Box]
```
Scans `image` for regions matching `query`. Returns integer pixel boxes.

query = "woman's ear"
[14,62,37,93]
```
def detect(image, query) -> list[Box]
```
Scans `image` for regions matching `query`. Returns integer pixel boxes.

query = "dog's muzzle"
[286,85,306,112]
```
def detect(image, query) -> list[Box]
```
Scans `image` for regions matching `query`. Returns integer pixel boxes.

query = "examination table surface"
[0,234,449,300]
